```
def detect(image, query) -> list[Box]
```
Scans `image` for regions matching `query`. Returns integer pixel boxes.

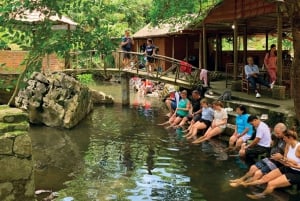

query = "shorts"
[176,113,185,118]
[147,56,154,63]
[123,52,131,59]
[255,158,277,174]
[171,100,177,110]
[279,166,300,185]
[246,145,270,158]
[199,119,212,128]
[240,134,251,142]
[187,114,201,122]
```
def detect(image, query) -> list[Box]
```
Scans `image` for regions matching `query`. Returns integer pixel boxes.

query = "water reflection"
[29,84,299,201]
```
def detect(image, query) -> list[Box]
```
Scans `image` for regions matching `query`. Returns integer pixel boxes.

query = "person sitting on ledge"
[229,123,287,187]
[244,56,274,98]
[239,115,272,166]
[243,129,300,200]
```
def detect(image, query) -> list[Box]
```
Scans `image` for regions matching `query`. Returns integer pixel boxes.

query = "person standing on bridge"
[120,30,134,69]
[144,39,157,74]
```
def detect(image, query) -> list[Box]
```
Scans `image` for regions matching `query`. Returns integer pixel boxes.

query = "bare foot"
[192,136,206,144]
[246,193,266,199]
[229,182,241,188]
[229,178,242,183]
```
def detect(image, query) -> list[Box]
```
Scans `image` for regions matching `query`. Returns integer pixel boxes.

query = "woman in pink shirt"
[264,44,277,84]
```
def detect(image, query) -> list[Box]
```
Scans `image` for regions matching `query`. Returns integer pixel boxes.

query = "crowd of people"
[122,29,298,199]
[156,86,300,199]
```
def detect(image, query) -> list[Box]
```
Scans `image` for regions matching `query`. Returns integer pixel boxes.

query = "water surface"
[29,83,297,201]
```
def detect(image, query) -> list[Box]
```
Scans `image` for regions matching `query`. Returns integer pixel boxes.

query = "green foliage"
[148,0,222,25]
[76,73,95,85]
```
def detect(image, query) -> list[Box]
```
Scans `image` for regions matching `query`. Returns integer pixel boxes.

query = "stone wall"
[0,105,35,201]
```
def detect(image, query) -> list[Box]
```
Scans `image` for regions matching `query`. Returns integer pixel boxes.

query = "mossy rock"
[0,106,28,123]
[0,122,29,134]
[3,131,28,138]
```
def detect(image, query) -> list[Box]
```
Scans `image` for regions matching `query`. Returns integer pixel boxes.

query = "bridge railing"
[68,50,202,87]
[69,50,106,69]
[116,51,202,86]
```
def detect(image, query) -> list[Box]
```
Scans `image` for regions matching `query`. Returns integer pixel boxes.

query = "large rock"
[0,157,33,181]
[15,72,94,128]
[13,135,32,157]
[90,89,114,105]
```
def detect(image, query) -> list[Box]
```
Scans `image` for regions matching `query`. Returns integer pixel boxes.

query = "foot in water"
[229,182,242,188]
[246,193,266,199]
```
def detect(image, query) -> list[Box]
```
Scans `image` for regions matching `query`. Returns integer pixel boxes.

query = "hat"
[168,87,176,93]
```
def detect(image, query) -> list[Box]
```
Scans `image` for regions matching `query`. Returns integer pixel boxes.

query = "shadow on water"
[29,83,299,201]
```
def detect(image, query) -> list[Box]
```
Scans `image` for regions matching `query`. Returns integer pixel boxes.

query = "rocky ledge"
[15,72,113,128]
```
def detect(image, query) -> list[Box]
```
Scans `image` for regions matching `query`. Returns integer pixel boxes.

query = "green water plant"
[76,73,95,85]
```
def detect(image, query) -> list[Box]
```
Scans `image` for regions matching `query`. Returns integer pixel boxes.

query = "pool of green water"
[29,83,298,201]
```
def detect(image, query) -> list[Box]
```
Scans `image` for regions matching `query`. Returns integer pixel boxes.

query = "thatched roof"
[11,9,77,26]
[133,14,200,38]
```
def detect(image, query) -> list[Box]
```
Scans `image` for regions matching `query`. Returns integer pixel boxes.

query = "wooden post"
[217,34,222,71]
[199,32,202,69]
[185,36,189,59]
[243,25,248,65]
[265,31,269,52]
[214,35,218,71]
[203,23,207,69]
[121,73,130,106]
[277,4,283,85]
[233,20,238,80]
[172,36,175,58]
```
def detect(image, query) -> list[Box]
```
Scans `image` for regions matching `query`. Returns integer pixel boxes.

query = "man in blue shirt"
[244,57,274,98]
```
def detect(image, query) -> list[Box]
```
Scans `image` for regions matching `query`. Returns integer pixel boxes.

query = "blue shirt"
[201,107,214,122]
[244,64,259,79]
[235,114,253,137]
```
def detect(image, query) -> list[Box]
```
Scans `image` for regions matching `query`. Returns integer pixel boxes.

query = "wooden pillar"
[233,20,238,80]
[121,73,130,106]
[203,23,207,69]
[214,35,218,71]
[185,36,189,59]
[217,34,222,71]
[199,32,203,69]
[277,4,283,85]
[172,36,175,58]
[265,31,269,52]
[243,25,248,64]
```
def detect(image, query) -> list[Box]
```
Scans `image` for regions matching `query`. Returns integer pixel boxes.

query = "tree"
[282,1,300,122]
[0,0,151,105]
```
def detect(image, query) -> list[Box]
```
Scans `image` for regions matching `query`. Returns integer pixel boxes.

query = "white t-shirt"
[256,121,271,147]
[213,108,228,129]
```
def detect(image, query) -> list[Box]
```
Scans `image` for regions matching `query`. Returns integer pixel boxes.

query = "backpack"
[218,90,231,101]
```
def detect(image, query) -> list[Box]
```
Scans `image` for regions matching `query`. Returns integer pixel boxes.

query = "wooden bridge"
[54,50,204,105]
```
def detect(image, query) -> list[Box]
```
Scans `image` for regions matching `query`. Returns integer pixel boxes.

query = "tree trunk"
[292,16,300,121]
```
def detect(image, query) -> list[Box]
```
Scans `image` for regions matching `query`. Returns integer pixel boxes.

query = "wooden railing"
[68,50,203,88]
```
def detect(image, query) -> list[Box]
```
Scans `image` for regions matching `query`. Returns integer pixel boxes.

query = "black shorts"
[123,52,131,59]
[187,114,201,122]
[199,119,212,128]
[147,56,154,63]
[176,113,185,118]
[279,166,300,185]
[246,145,270,157]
